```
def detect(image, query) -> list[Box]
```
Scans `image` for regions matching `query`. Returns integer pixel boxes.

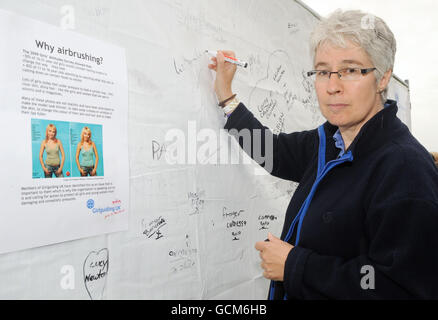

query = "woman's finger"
[218,50,236,58]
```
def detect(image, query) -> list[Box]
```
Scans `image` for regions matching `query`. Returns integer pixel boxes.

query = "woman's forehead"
[314,41,371,67]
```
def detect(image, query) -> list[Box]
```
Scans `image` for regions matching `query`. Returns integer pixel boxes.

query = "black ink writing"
[142,216,166,240]
[188,191,205,215]
[152,140,167,160]
[83,248,109,300]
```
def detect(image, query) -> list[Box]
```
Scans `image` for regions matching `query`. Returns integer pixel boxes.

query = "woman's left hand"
[255,233,294,281]
[91,168,97,176]
[56,168,62,175]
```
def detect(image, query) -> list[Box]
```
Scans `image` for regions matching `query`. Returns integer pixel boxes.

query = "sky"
[302,0,438,152]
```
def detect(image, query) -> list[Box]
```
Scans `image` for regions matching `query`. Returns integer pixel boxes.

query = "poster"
[0,9,129,254]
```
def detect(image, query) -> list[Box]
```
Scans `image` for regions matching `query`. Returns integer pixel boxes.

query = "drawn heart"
[83,248,109,300]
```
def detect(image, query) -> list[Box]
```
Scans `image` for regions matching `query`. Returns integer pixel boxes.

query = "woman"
[39,124,65,178]
[75,127,99,177]
[208,10,438,299]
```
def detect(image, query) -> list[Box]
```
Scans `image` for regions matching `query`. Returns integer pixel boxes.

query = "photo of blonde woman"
[75,127,99,177]
[39,124,65,178]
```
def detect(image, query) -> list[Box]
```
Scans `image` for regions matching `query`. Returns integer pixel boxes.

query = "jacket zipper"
[269,125,354,300]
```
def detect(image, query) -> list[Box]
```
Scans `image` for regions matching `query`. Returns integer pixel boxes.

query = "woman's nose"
[326,73,343,95]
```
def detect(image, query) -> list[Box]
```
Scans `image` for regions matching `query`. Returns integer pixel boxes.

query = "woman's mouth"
[328,104,349,111]
[328,104,349,107]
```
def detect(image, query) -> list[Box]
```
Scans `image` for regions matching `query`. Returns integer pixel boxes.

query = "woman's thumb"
[268,232,278,242]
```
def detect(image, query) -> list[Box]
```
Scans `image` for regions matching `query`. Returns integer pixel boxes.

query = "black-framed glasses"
[307,67,377,82]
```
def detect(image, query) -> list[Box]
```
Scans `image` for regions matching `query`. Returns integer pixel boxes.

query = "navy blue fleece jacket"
[224,99,438,299]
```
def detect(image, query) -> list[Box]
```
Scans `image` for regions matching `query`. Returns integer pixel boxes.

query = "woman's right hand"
[79,169,85,176]
[208,50,237,102]
[43,167,50,175]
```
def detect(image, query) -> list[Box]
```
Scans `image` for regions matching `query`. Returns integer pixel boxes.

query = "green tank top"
[80,145,94,167]
[45,142,60,166]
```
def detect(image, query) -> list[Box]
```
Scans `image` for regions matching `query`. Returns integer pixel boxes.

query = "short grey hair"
[309,9,397,103]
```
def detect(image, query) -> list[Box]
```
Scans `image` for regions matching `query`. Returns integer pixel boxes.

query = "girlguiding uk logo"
[87,199,95,209]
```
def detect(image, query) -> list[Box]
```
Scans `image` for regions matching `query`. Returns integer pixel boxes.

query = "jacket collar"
[322,100,405,160]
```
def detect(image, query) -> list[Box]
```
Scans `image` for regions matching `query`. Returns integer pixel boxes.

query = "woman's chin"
[326,116,348,128]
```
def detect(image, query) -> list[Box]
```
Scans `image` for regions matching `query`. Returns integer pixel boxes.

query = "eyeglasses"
[307,67,377,82]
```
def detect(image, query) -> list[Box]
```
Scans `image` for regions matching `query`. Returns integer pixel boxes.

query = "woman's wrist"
[223,97,240,117]
[217,89,233,103]
[219,93,236,108]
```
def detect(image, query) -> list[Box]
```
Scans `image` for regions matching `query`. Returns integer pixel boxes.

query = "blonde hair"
[80,127,92,145]
[45,124,58,143]
[309,9,397,103]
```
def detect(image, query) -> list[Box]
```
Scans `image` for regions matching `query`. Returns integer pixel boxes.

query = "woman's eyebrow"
[314,62,329,69]
[340,59,364,66]
[314,60,364,69]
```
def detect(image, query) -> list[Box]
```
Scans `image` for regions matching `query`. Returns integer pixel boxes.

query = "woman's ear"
[378,69,392,93]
